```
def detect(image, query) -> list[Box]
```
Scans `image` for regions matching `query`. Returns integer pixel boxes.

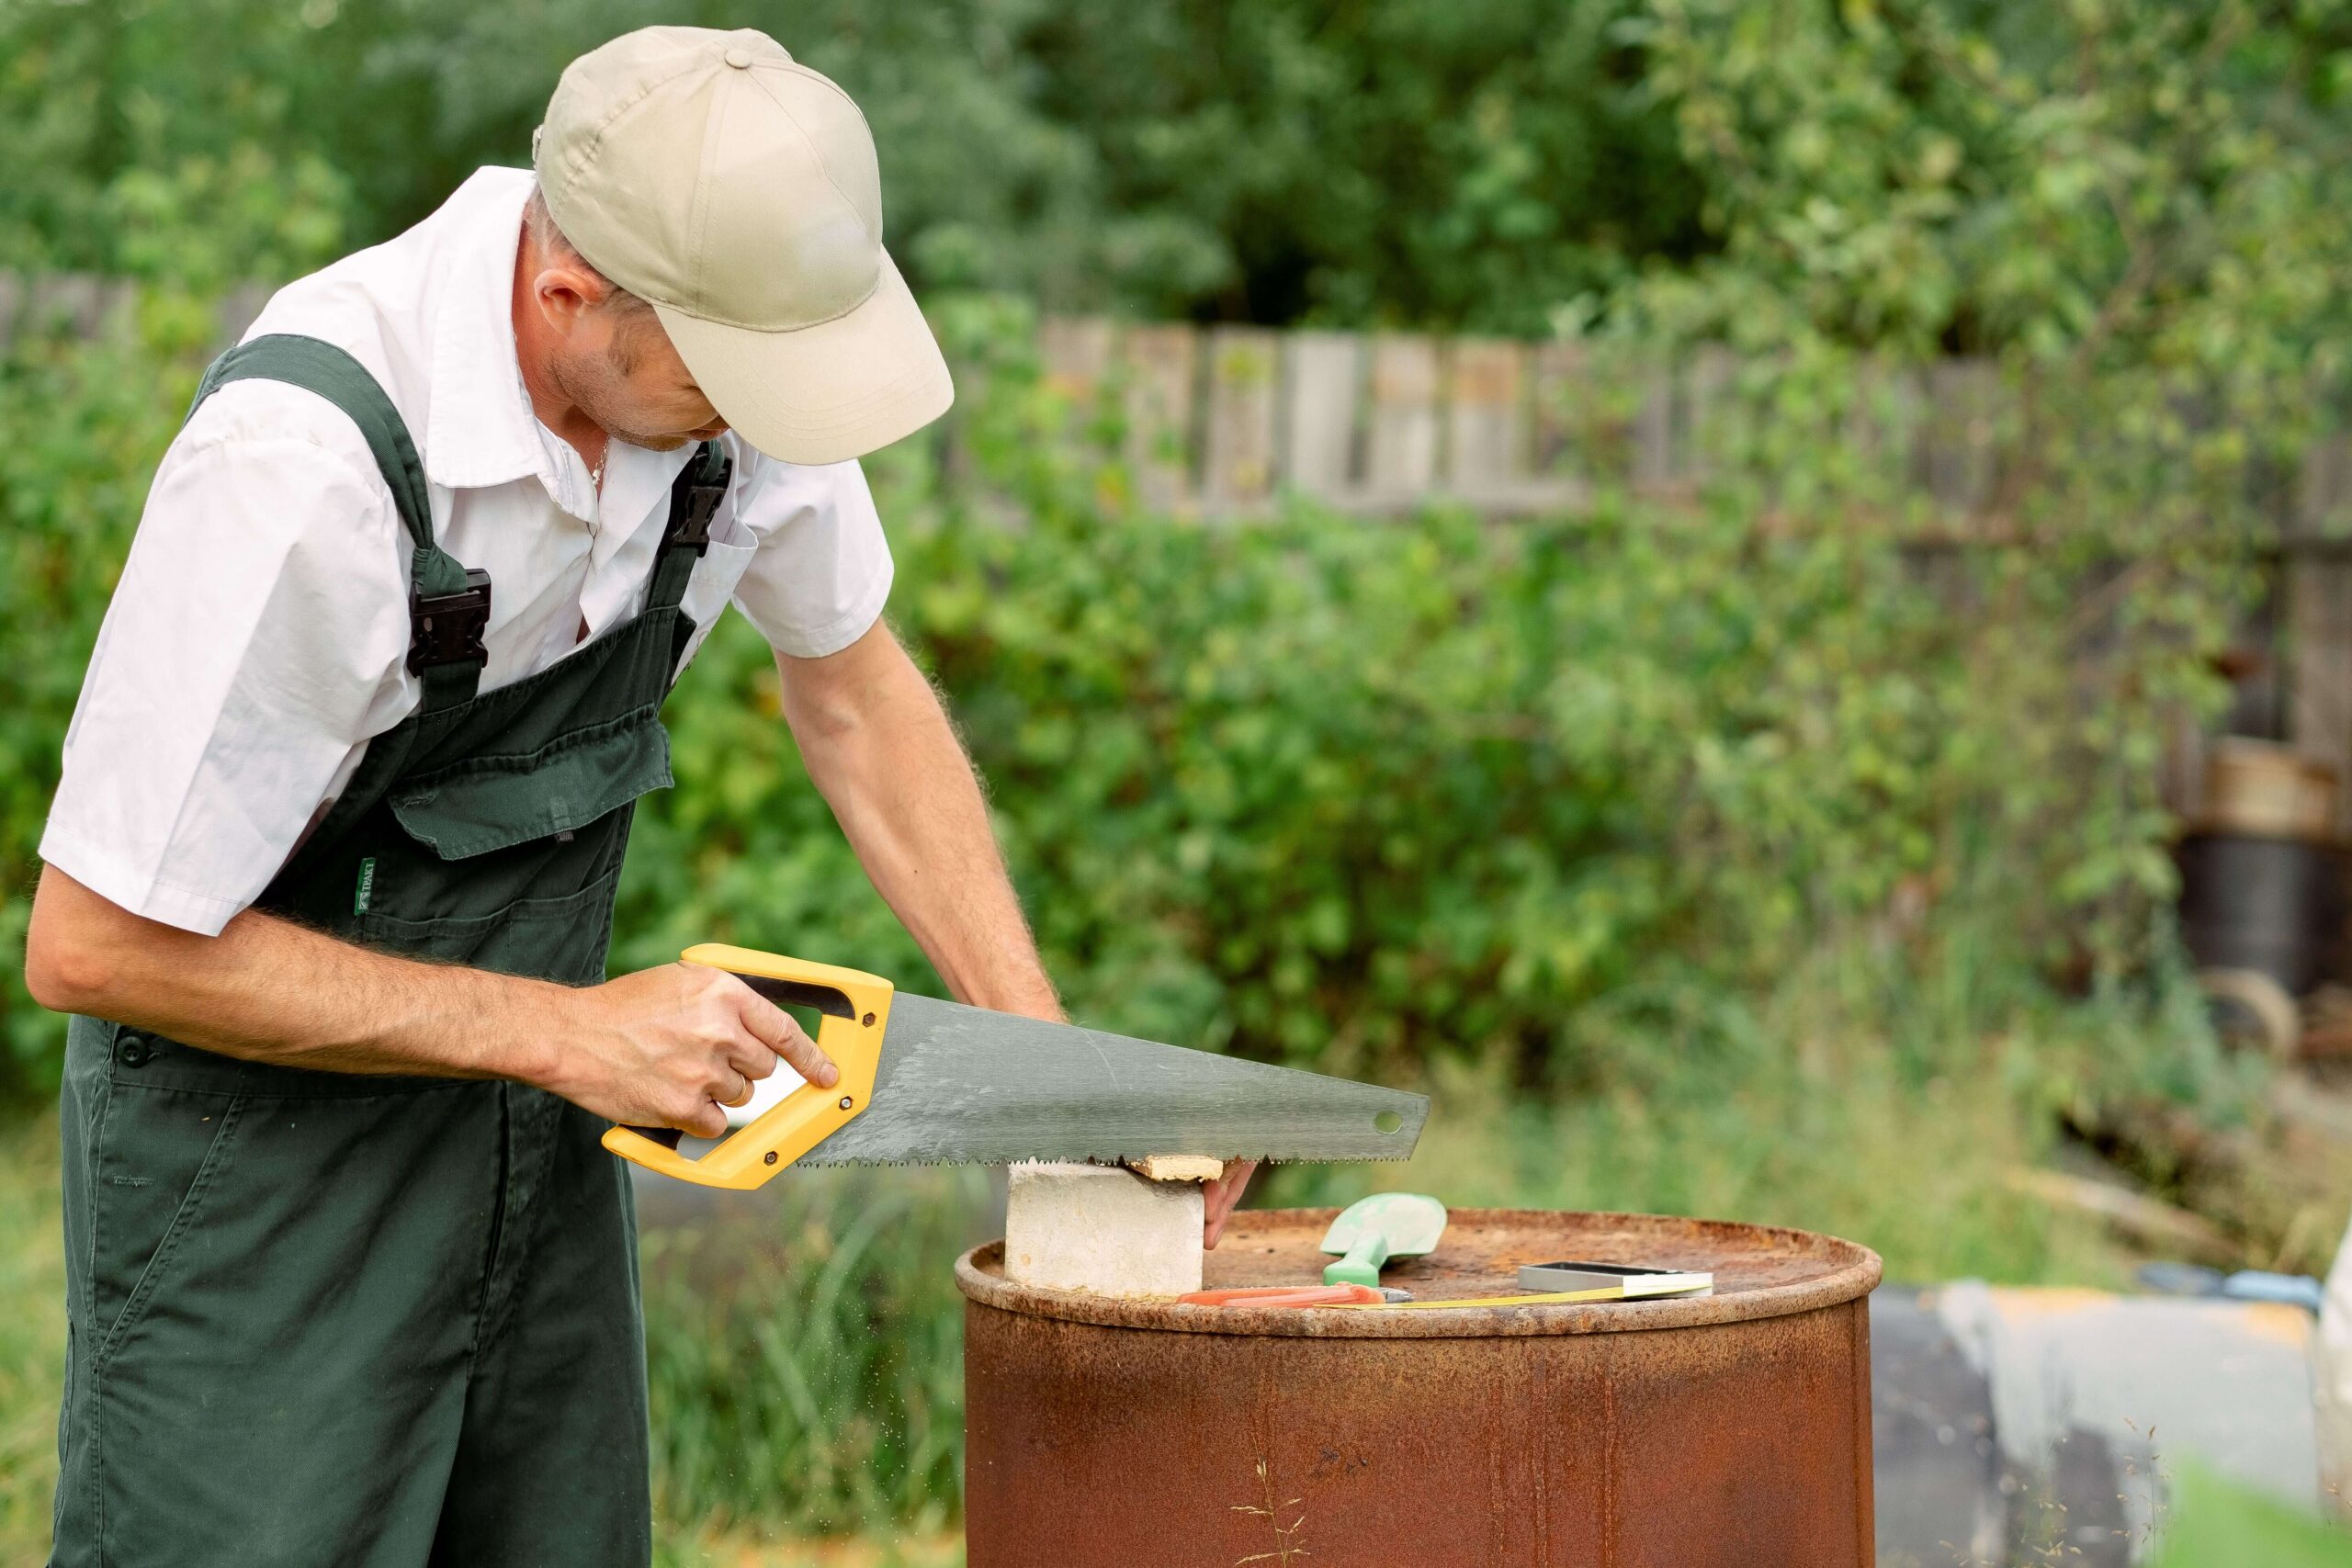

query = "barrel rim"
[956,1205,1883,1338]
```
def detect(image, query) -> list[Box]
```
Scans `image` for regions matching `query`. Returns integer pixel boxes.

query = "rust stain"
[1600,1337,1618,1568]
[1530,1354,1552,1565]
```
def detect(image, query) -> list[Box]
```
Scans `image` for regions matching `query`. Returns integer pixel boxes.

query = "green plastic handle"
[1324,1234,1393,1286]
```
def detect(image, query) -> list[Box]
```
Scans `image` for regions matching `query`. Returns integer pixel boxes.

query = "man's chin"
[608,425,729,454]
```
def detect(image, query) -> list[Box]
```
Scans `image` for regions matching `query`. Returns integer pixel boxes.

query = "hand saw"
[602,943,1428,1190]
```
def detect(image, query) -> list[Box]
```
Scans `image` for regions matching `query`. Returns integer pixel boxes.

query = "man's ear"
[530,264,609,336]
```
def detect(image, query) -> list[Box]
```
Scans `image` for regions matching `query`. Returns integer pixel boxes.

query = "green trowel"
[1320,1193,1448,1286]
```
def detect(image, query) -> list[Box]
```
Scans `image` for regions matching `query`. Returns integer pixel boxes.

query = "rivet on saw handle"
[600,944,894,1190]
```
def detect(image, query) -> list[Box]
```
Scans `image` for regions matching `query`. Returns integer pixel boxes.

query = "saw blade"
[756,994,1425,1167]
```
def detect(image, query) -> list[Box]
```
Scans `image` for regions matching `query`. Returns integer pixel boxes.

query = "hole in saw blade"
[726,997,826,1131]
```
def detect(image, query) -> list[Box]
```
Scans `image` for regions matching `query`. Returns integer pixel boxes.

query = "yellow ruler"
[1329,1282,1711,1310]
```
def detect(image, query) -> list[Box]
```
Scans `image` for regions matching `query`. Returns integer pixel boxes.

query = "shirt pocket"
[673,534,759,674]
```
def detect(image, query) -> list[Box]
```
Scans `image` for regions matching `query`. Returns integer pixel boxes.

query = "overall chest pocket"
[353,716,674,982]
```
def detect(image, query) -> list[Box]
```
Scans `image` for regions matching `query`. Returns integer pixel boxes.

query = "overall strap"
[650,439,732,665]
[189,334,490,712]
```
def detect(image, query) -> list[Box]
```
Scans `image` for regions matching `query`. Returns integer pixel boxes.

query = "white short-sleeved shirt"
[41,166,895,937]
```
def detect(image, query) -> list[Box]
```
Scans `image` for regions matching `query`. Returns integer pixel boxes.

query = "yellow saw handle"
[600,944,895,1190]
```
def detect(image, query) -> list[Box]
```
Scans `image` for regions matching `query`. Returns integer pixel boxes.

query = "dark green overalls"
[53,335,731,1567]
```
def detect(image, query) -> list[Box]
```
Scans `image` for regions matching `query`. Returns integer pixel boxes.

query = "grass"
[641,1167,989,1542]
[0,1113,62,1555]
[657,1528,964,1568]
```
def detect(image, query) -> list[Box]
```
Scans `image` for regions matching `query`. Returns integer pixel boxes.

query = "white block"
[1003,1161,1204,1297]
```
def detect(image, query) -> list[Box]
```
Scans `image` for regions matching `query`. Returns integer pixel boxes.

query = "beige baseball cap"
[534,26,952,464]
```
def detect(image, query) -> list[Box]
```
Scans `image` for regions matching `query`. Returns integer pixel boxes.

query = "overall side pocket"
[90,1085,246,1368]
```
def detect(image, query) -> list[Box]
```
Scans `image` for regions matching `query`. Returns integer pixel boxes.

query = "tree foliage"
[0,1,2346,1103]
[0,0,1704,332]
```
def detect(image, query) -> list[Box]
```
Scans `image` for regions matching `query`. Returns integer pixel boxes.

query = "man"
[27,26,1249,1566]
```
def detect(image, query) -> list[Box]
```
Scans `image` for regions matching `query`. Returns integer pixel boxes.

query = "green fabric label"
[354,857,376,915]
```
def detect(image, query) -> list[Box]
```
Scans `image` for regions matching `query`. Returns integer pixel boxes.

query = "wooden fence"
[1024,315,2352,536]
[1030,317,1622,515]
[13,269,2352,826]
[7,271,2340,533]
[0,271,272,359]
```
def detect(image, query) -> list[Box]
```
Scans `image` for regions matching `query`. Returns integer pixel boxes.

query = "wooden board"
[1921,359,2000,518]
[1444,337,1524,496]
[1041,315,1117,409]
[1848,359,1927,502]
[29,273,117,339]
[2299,434,2352,541]
[1682,344,1740,482]
[2289,560,2352,835]
[218,282,270,347]
[1203,327,1280,509]
[1281,331,1361,502]
[1630,355,1675,491]
[1120,323,1200,514]
[1529,341,1589,479]
[1367,334,1441,497]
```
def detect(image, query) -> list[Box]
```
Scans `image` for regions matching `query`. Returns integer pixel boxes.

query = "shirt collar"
[417,167,702,527]
[421,168,574,503]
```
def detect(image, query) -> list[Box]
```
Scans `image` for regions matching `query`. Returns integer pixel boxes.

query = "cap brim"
[654,249,953,466]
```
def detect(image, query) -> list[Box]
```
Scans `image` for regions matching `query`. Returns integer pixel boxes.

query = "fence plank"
[1368,334,1441,496]
[1281,331,1361,501]
[1120,323,1199,513]
[10,277,2341,537]
[2289,560,2352,834]
[1203,326,1280,509]
[217,282,270,347]
[1683,344,1740,481]
[1848,359,1926,500]
[28,273,113,339]
[1041,315,1116,407]
[1445,337,1525,495]
[2298,434,2352,541]
[1921,358,2001,516]
[1631,356,1675,489]
[1530,341,1589,479]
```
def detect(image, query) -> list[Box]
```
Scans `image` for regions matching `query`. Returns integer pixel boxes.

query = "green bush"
[0,288,2258,1104]
[0,150,348,1092]
[611,300,2241,1100]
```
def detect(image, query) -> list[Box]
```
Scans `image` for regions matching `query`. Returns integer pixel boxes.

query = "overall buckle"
[407,568,492,674]
[667,480,725,557]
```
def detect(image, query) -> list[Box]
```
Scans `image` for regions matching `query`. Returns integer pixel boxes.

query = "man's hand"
[1203,1160,1259,1249]
[543,964,838,1138]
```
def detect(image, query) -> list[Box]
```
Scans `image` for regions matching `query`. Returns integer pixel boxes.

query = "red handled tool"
[1179,1284,1408,1308]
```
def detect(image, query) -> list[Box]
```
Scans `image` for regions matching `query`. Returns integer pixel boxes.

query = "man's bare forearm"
[28,864,567,1079]
[777,623,1061,1019]
[24,864,833,1134]
[779,623,1259,1246]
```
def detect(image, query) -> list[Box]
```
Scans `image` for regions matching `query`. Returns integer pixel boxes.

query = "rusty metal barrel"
[957,1207,1881,1567]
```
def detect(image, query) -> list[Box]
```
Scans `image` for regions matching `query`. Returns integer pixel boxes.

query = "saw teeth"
[798,1155,1306,1169]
